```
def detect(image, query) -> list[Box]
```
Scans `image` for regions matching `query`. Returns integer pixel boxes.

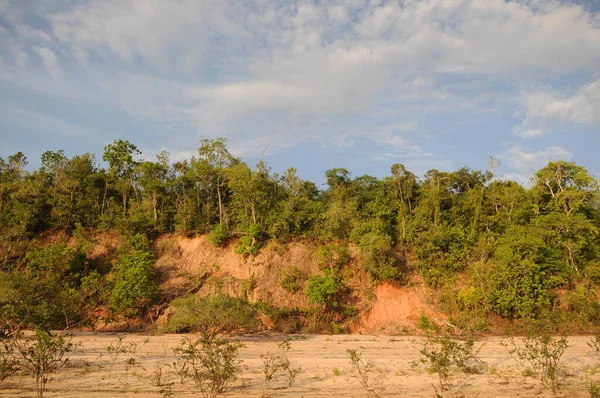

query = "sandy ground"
[2,333,599,397]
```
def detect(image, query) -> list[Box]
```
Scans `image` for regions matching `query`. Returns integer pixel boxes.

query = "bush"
[359,231,402,282]
[109,234,157,317]
[420,335,485,394]
[164,294,259,340]
[306,269,341,309]
[235,225,263,256]
[502,334,568,393]
[347,348,385,397]
[9,328,74,398]
[279,266,307,294]
[315,243,349,270]
[173,337,243,398]
[208,225,229,248]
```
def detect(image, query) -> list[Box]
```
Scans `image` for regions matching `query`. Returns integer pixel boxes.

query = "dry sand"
[2,333,599,397]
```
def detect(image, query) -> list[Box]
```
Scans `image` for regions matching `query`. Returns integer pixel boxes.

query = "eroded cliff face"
[153,234,444,334]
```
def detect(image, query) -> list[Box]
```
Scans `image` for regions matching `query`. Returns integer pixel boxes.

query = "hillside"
[1,140,600,335]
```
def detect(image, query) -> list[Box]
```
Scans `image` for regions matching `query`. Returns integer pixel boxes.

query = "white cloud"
[0,0,599,162]
[498,145,573,185]
[32,46,60,78]
[515,77,600,137]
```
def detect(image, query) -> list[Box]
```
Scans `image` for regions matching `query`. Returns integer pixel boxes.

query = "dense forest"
[1,138,599,334]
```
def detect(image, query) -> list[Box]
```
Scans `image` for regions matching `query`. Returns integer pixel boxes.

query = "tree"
[198,138,238,228]
[102,139,141,217]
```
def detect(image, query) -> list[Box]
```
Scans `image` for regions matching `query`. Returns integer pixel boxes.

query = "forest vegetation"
[1,137,599,335]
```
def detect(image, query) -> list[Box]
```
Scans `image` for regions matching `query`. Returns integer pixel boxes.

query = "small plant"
[332,367,341,376]
[103,335,149,379]
[279,266,307,294]
[9,328,74,398]
[0,347,19,384]
[420,335,485,395]
[502,334,568,394]
[347,349,385,397]
[589,333,600,356]
[261,337,300,389]
[589,381,600,398]
[172,337,244,398]
[170,347,190,384]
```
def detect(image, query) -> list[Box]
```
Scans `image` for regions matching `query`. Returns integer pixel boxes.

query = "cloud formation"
[515,77,600,137]
[0,0,598,181]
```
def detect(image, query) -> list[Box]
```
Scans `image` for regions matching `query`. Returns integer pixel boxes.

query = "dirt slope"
[153,234,446,333]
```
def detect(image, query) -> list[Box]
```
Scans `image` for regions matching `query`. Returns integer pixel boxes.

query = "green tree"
[102,139,141,218]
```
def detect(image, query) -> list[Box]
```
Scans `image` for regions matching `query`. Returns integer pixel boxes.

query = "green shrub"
[235,225,263,256]
[173,337,243,398]
[109,234,157,317]
[279,266,307,294]
[347,348,385,397]
[208,225,229,247]
[306,269,341,309]
[164,294,259,340]
[503,334,568,393]
[359,231,402,282]
[261,338,299,389]
[315,243,349,270]
[420,335,485,394]
[9,328,74,398]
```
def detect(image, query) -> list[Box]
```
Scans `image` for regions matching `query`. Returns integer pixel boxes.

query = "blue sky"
[1,0,599,186]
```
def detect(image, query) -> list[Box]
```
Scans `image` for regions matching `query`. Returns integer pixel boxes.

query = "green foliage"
[109,234,157,317]
[9,328,74,398]
[315,243,350,270]
[208,225,229,247]
[235,224,264,256]
[359,231,402,282]
[490,225,568,319]
[164,294,259,340]
[2,138,600,333]
[306,269,341,309]
[420,335,485,393]
[503,334,568,393]
[172,336,243,398]
[279,266,307,294]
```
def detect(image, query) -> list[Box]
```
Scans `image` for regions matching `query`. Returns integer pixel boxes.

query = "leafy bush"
[279,266,307,294]
[503,334,568,393]
[359,231,402,282]
[208,225,229,248]
[315,243,349,270]
[8,328,74,398]
[306,269,341,309]
[420,335,485,393]
[109,234,157,317]
[235,225,263,256]
[173,337,243,398]
[164,294,259,340]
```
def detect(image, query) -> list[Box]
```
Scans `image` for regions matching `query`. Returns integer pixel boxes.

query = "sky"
[1,0,599,186]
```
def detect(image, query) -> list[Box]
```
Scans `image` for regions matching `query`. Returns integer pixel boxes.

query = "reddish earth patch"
[359,282,446,334]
